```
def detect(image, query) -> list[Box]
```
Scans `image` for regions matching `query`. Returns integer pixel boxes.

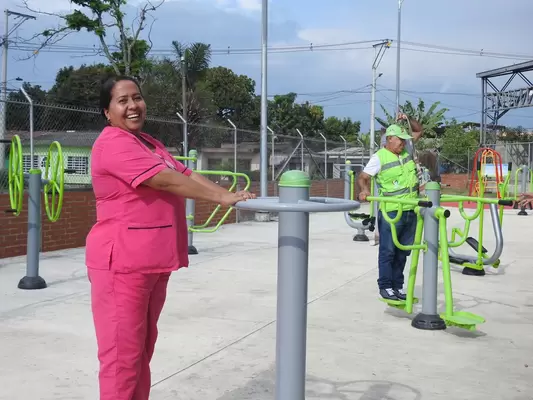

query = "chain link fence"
[0,99,364,193]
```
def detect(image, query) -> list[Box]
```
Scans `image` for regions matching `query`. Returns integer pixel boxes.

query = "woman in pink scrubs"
[86,75,255,400]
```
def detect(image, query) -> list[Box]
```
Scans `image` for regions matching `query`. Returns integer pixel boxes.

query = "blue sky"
[2,0,533,133]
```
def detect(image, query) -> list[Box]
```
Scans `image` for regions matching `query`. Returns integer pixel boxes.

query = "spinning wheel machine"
[2,87,71,289]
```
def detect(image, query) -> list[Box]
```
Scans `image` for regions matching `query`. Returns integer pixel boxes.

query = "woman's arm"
[142,168,244,206]
[189,171,232,195]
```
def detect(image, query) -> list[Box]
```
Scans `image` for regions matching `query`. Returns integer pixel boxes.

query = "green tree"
[440,121,479,171]
[201,66,257,128]
[47,64,115,107]
[268,93,325,136]
[376,99,448,138]
[323,116,361,142]
[141,58,182,117]
[6,82,48,131]
[22,0,162,76]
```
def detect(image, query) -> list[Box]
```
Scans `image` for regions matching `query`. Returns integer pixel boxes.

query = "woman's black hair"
[99,75,142,119]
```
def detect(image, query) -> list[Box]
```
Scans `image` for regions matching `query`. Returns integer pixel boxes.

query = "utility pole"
[180,55,188,157]
[370,40,391,157]
[1,9,35,169]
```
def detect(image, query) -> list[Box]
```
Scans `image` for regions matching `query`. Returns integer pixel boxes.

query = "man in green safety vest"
[357,123,420,301]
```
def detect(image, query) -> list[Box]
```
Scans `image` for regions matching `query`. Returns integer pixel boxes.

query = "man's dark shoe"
[380,288,399,300]
[393,288,407,300]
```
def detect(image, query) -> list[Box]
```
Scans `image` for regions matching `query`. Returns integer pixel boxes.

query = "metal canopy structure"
[477,60,533,146]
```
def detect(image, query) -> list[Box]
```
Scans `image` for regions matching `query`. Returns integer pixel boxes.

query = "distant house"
[4,130,98,187]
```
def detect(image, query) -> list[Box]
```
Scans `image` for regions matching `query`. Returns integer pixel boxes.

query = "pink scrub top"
[85,126,191,274]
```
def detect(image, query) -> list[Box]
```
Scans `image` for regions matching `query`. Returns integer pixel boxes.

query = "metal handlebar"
[234,196,360,213]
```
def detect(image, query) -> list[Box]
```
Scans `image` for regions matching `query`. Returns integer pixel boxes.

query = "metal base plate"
[412,313,447,330]
[18,276,47,290]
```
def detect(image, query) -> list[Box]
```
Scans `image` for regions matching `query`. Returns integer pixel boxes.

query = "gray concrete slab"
[1,204,532,400]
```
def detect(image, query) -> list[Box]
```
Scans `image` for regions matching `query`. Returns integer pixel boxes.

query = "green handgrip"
[43,141,65,222]
[366,196,429,208]
[366,198,427,251]
[8,134,24,216]
[173,155,198,162]
[189,170,252,233]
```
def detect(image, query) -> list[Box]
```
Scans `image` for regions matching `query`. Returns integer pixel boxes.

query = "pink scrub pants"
[88,269,171,400]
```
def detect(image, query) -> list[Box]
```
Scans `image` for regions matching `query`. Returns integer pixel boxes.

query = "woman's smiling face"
[104,79,147,134]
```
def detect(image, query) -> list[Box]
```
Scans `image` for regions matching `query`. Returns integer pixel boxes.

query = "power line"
[9,38,533,61]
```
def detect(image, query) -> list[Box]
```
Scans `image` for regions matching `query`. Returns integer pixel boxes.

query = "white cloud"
[237,0,261,11]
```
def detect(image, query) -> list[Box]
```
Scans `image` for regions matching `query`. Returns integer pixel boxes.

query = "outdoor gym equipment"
[234,170,360,400]
[174,150,252,255]
[512,164,532,215]
[468,147,505,199]
[343,161,378,241]
[368,182,513,331]
[3,87,73,290]
[440,193,511,276]
[4,132,69,290]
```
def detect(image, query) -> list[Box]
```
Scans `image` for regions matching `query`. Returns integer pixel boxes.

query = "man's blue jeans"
[377,209,417,290]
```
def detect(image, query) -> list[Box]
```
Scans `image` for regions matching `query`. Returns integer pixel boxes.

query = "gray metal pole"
[296,129,304,170]
[0,10,8,170]
[176,112,187,158]
[181,55,188,157]
[412,181,446,330]
[187,150,198,254]
[340,135,347,162]
[233,170,361,400]
[319,131,327,196]
[227,118,239,223]
[227,118,237,175]
[18,172,46,289]
[518,165,528,216]
[268,126,275,182]
[395,0,403,112]
[370,48,377,157]
[480,79,486,146]
[259,0,268,198]
[276,177,310,400]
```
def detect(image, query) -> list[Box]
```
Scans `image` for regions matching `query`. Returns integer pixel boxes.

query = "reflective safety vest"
[375,148,419,212]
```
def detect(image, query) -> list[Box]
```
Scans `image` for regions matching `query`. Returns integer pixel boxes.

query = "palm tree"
[376,99,448,138]
[171,41,212,89]
[171,41,215,149]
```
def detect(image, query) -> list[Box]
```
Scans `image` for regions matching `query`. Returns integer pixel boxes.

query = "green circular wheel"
[43,141,65,222]
[8,135,24,216]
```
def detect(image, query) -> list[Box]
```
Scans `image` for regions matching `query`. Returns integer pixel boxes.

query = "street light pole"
[370,40,390,157]
[395,0,405,113]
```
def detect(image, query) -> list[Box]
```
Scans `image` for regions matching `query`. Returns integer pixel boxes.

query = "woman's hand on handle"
[220,190,255,207]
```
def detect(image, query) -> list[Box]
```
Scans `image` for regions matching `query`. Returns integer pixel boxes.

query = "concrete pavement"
[0,204,532,400]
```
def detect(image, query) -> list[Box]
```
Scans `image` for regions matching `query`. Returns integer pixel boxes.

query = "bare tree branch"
[18,0,165,76]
